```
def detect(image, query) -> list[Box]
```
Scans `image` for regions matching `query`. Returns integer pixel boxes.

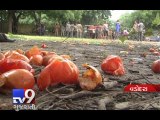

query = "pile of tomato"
[0,45,159,92]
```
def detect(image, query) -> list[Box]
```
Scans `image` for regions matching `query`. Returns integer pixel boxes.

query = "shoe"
[0,38,16,42]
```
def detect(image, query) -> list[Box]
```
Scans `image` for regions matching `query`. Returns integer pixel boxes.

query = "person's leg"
[139,32,142,41]
[137,32,140,41]
[115,32,118,39]
[140,32,142,41]
[106,30,109,39]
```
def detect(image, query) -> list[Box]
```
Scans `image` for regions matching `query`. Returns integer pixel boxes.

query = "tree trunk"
[12,13,21,34]
[8,11,13,33]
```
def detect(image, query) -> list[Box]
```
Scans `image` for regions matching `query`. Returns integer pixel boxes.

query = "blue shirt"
[116,22,120,32]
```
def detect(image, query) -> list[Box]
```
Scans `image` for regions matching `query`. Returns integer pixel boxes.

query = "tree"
[1,10,111,34]
[81,10,111,25]
[119,10,160,31]
[6,10,28,33]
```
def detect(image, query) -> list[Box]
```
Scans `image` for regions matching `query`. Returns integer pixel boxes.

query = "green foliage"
[145,28,153,36]
[152,12,160,26]
[16,10,111,26]
[119,35,128,44]
[81,10,111,25]
[119,10,160,35]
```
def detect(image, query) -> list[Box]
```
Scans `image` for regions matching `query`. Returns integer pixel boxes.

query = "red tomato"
[149,48,156,52]
[101,55,125,75]
[37,57,79,91]
[41,51,56,57]
[25,46,41,59]
[41,44,47,48]
[30,55,43,66]
[42,54,60,66]
[152,59,160,73]
[0,59,33,74]
[0,69,35,89]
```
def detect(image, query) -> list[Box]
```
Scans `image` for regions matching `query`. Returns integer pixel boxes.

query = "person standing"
[132,20,139,40]
[54,23,60,36]
[115,20,121,39]
[137,20,145,41]
[41,23,45,36]
[103,22,109,39]
[60,24,65,37]
[66,22,71,37]
[77,23,83,38]
[133,20,138,32]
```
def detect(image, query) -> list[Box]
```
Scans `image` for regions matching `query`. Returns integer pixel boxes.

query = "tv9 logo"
[13,89,35,104]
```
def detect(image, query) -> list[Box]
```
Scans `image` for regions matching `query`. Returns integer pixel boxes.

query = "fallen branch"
[141,74,153,84]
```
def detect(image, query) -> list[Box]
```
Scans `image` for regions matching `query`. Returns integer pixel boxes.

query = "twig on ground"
[115,96,160,110]
[59,90,103,100]
[36,99,53,109]
[44,99,65,110]
[141,74,153,84]
[36,85,74,101]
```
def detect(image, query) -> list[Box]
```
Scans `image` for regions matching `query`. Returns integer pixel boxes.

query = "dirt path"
[0,40,160,110]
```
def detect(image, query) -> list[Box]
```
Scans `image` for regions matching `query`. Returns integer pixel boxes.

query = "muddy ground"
[0,39,160,110]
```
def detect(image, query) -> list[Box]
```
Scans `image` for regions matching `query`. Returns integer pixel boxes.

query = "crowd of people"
[0,20,145,42]
[132,20,145,41]
[49,21,121,40]
[34,19,145,41]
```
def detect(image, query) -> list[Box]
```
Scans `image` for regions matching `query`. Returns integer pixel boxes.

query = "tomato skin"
[79,64,102,91]
[152,59,160,73]
[37,58,79,91]
[101,55,125,76]
[0,69,35,89]
[30,55,43,66]
[0,59,33,74]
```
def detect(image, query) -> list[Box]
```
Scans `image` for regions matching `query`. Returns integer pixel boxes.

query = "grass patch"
[6,34,159,47]
[6,34,115,44]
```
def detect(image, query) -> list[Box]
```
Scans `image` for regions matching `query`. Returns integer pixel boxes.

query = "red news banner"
[124,84,160,92]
